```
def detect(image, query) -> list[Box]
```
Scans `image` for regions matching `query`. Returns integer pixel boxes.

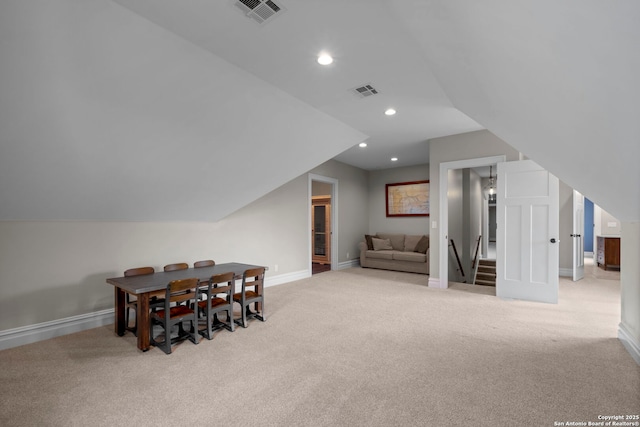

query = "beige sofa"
[359,232,429,275]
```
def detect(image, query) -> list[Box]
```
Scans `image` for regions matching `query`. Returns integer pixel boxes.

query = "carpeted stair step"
[474,259,497,286]
[476,272,496,281]
[475,279,496,287]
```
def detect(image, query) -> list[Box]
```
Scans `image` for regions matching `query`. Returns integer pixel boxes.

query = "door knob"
[550,238,558,243]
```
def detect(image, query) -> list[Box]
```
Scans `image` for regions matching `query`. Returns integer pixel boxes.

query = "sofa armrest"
[426,248,431,273]
[359,241,368,266]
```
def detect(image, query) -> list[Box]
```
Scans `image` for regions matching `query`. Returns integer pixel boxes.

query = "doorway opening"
[312,195,331,274]
[437,155,506,289]
[309,174,338,275]
[445,164,498,288]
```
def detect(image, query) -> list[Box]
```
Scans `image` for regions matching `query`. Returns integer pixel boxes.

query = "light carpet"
[1,267,638,427]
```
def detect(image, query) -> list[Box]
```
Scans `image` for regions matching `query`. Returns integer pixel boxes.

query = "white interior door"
[572,190,585,281]
[496,160,559,303]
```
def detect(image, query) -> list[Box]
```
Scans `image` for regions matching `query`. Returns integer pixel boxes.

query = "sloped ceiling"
[0,0,366,221]
[1,0,639,222]
[391,0,640,221]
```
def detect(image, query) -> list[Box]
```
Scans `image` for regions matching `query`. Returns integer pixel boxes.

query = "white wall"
[620,222,640,364]
[447,169,464,281]
[368,164,430,235]
[599,208,622,236]
[312,181,332,197]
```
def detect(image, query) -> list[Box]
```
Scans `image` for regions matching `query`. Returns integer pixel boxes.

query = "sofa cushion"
[376,233,405,251]
[364,234,377,250]
[415,235,429,254]
[366,250,394,260]
[404,234,424,252]
[393,251,427,262]
[372,237,393,251]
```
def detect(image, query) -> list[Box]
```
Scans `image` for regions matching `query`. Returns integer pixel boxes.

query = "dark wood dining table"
[106,262,266,351]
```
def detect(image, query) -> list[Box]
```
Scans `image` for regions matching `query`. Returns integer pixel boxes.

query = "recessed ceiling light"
[391,157,398,162]
[359,142,367,148]
[385,108,397,116]
[317,53,333,65]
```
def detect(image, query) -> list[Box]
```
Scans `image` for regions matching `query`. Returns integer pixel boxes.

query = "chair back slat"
[194,260,215,268]
[207,272,235,295]
[244,267,264,279]
[211,272,235,284]
[124,266,154,277]
[168,277,199,293]
[162,278,199,308]
[243,267,264,290]
[164,263,189,272]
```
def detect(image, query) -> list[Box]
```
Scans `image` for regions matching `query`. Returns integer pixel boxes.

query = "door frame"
[437,155,506,288]
[572,190,585,281]
[308,174,338,272]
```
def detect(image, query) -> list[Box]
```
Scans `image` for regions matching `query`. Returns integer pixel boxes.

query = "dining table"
[106,262,266,351]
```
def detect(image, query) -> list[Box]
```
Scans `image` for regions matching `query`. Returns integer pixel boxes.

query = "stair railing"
[471,235,482,284]
[449,239,465,282]
[471,235,482,269]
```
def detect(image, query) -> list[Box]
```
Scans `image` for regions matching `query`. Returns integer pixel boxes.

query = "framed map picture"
[385,180,429,217]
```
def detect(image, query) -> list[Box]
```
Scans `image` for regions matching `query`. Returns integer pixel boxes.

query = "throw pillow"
[404,234,423,252]
[414,235,429,254]
[364,234,376,250]
[372,237,393,251]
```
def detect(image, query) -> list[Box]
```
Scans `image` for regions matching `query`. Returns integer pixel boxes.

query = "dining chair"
[123,266,163,336]
[164,262,189,272]
[197,272,235,339]
[233,267,266,328]
[150,277,200,354]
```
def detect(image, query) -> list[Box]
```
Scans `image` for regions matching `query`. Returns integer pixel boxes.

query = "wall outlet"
[346,252,349,259]
[432,221,437,229]
[274,264,279,272]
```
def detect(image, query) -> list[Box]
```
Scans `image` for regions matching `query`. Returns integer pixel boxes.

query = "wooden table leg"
[115,287,126,336]
[136,293,151,352]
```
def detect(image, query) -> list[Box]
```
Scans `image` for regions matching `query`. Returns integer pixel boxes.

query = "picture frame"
[385,180,429,217]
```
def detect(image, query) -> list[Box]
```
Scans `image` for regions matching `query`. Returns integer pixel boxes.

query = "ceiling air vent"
[352,84,379,99]
[235,0,285,25]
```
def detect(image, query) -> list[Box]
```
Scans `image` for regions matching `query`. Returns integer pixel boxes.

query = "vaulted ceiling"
[1,0,638,221]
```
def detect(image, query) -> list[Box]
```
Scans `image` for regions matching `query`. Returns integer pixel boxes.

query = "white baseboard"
[264,269,310,287]
[336,259,359,270]
[618,322,640,366]
[0,309,115,351]
[428,277,444,288]
[559,268,573,277]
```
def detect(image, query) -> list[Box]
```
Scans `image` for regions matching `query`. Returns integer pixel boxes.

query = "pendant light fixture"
[483,166,497,202]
